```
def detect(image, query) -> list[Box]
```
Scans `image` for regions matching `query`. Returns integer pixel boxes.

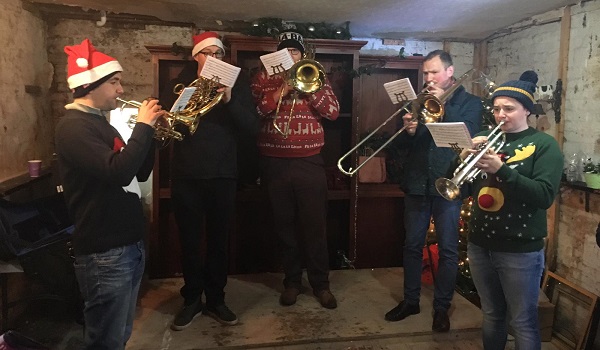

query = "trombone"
[272,45,326,138]
[337,68,475,177]
[435,121,505,201]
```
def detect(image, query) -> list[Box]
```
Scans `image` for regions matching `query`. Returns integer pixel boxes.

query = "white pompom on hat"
[191,31,225,57]
[64,38,123,89]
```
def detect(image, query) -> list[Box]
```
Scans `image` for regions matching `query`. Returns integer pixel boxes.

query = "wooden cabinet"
[145,39,425,278]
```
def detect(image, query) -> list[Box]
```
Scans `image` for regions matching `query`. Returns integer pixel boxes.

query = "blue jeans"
[468,242,544,350]
[74,240,145,350]
[403,195,461,311]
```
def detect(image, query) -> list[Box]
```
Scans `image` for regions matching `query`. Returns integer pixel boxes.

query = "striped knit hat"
[491,70,538,112]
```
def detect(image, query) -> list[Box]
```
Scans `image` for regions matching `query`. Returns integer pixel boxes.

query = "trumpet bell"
[435,177,461,201]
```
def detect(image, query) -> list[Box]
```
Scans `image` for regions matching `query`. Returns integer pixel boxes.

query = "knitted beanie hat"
[277,31,305,55]
[192,31,224,57]
[491,70,538,112]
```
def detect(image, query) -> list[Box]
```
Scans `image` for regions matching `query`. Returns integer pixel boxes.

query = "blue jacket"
[396,85,482,196]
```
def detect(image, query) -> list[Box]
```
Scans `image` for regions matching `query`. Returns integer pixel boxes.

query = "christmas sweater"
[468,127,563,253]
[250,70,339,157]
[55,106,155,255]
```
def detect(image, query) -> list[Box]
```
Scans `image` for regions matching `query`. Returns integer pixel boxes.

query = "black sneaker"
[171,298,203,331]
[205,304,238,326]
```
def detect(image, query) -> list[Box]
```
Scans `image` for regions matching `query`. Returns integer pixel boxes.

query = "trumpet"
[117,97,189,142]
[337,68,475,177]
[435,121,506,201]
[272,44,326,138]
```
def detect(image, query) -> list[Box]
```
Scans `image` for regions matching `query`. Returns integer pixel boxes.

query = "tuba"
[337,68,476,177]
[272,44,326,138]
[172,76,224,134]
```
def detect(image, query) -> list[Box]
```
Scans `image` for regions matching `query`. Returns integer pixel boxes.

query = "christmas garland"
[242,17,351,40]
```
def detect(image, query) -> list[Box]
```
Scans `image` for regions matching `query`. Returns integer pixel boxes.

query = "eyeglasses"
[287,48,300,55]
[198,51,225,59]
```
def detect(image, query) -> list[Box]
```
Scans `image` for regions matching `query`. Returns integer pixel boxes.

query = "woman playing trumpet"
[460,71,562,350]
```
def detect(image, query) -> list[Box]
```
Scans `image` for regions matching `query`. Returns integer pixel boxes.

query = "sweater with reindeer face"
[468,127,563,253]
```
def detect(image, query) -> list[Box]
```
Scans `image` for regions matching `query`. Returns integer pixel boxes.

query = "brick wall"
[0,0,53,181]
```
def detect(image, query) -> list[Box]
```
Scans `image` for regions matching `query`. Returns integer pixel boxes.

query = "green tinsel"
[242,17,351,40]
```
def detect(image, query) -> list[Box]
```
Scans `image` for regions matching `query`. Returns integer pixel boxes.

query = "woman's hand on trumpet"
[460,136,503,174]
[136,98,166,127]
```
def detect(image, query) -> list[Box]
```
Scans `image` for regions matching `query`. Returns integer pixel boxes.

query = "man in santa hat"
[167,31,258,330]
[55,38,164,350]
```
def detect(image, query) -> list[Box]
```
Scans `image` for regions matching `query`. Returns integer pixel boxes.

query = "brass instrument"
[273,45,326,138]
[117,97,186,142]
[172,76,225,134]
[337,68,475,177]
[435,121,506,201]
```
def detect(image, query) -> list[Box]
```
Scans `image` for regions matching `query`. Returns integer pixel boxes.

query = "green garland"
[242,17,352,40]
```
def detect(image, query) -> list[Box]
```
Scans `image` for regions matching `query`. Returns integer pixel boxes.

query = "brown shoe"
[314,289,337,309]
[280,288,300,306]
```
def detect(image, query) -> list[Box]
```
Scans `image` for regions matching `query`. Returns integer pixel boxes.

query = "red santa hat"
[64,38,123,90]
[191,31,224,57]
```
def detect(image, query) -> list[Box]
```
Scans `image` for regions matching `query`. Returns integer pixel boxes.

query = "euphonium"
[435,121,506,201]
[272,45,326,138]
[172,76,224,134]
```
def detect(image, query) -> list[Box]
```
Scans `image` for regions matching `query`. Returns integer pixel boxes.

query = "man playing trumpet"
[56,38,164,349]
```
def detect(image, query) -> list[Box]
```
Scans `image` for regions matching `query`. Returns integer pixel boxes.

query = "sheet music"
[425,122,474,149]
[199,55,241,87]
[170,87,196,113]
[259,49,295,76]
[383,78,417,104]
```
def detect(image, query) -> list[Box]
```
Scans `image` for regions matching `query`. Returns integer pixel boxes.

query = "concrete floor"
[13,267,561,349]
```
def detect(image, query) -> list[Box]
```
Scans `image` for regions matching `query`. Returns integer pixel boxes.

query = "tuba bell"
[272,44,326,138]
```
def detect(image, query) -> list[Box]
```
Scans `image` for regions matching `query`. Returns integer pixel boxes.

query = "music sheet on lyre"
[199,55,241,87]
[426,122,474,149]
[259,49,295,76]
[170,87,196,113]
[383,78,417,104]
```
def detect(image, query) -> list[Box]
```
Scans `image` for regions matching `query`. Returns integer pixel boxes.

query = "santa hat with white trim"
[191,31,224,57]
[64,39,123,97]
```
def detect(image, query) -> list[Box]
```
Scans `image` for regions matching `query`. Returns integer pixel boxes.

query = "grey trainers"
[171,298,203,331]
[205,304,238,326]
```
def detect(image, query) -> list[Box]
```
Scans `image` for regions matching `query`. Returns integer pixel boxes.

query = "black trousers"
[260,155,330,291]
[171,178,236,306]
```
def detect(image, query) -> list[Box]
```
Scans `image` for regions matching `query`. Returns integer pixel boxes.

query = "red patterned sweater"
[250,70,339,157]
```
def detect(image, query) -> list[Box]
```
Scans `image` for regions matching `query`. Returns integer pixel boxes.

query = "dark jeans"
[171,178,236,307]
[74,240,144,350]
[260,155,330,291]
[403,194,461,312]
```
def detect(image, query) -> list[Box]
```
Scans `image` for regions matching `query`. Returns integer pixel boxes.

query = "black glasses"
[198,51,225,59]
[287,48,300,55]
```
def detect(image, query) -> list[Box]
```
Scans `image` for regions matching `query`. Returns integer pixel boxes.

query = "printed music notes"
[383,78,417,104]
[425,122,474,150]
[259,49,295,76]
[170,87,196,113]
[199,55,241,88]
